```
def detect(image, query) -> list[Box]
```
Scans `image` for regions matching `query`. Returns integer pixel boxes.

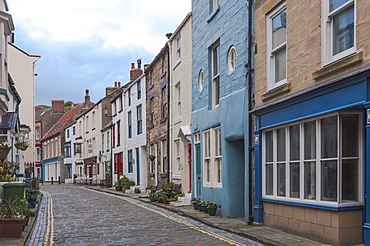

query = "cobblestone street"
[31,185,263,246]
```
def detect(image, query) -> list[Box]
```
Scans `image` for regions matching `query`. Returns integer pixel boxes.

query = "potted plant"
[198,200,205,212]
[134,187,141,193]
[113,178,124,191]
[0,141,11,161]
[148,192,159,202]
[148,155,156,161]
[26,190,38,208]
[14,141,28,151]
[0,197,32,238]
[208,202,219,216]
[191,197,199,210]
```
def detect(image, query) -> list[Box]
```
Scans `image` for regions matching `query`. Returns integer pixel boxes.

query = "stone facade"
[145,44,170,187]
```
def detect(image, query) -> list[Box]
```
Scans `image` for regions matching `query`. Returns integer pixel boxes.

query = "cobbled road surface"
[33,185,263,246]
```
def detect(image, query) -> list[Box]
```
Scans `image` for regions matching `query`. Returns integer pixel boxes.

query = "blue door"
[136,148,140,185]
[195,144,201,197]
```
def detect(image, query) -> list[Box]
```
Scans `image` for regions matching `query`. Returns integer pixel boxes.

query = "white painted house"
[168,13,192,193]
[122,71,147,190]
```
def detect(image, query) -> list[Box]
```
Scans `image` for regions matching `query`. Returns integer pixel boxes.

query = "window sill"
[160,71,166,79]
[207,6,220,23]
[172,59,181,70]
[149,84,154,90]
[118,109,123,114]
[174,117,182,125]
[160,117,167,123]
[313,52,363,80]
[262,197,364,211]
[172,174,181,180]
[148,124,154,129]
[262,83,290,101]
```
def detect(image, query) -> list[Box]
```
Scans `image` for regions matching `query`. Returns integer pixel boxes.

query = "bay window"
[263,112,363,206]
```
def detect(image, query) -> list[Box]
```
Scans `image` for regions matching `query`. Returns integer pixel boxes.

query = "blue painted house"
[191,0,253,220]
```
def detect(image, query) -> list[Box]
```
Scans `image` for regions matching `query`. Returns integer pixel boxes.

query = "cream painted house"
[168,13,192,193]
[8,43,40,175]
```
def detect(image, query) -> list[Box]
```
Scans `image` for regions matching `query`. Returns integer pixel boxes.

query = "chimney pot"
[131,63,135,69]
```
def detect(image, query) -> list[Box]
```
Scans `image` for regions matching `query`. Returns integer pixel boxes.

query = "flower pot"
[198,204,204,212]
[115,186,122,191]
[0,216,26,238]
[0,147,10,161]
[192,203,199,210]
[208,206,217,216]
[150,198,157,202]
[28,198,37,208]
[202,204,208,213]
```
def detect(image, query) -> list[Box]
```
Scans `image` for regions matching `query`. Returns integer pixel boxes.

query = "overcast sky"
[8,0,191,106]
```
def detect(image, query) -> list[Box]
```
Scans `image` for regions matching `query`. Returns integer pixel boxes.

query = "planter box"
[0,216,26,238]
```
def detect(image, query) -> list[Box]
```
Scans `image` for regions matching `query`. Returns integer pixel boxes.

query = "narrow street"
[29,185,263,246]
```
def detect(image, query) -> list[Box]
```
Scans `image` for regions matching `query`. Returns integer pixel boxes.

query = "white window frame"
[322,0,356,66]
[161,140,167,173]
[176,34,181,61]
[175,140,181,176]
[175,82,181,120]
[211,0,219,13]
[211,42,220,108]
[262,111,363,207]
[228,46,237,72]
[203,126,222,188]
[266,2,287,91]
[199,70,204,92]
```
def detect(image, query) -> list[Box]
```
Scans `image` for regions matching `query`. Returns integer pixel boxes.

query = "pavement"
[0,184,345,246]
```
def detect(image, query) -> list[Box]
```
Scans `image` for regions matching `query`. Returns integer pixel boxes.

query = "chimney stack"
[85,89,90,103]
[130,60,143,81]
[52,100,65,113]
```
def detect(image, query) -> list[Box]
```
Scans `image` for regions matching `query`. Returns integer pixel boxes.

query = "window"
[161,88,167,119]
[203,127,222,187]
[137,80,141,100]
[137,105,142,135]
[65,142,71,157]
[36,147,41,161]
[150,98,154,126]
[175,140,181,175]
[73,126,76,135]
[263,112,363,206]
[175,83,181,119]
[210,0,219,13]
[267,3,287,90]
[35,127,40,140]
[112,123,115,147]
[66,129,70,138]
[114,152,123,175]
[322,0,355,64]
[228,46,237,72]
[199,70,204,92]
[65,164,72,179]
[119,95,123,112]
[211,43,220,108]
[176,35,181,60]
[117,121,121,145]
[150,144,155,173]
[128,88,131,106]
[106,132,110,152]
[128,150,133,173]
[74,143,81,154]
[128,112,132,138]
[102,134,105,153]
[161,140,167,173]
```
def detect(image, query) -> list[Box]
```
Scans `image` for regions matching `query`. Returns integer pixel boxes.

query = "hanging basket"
[15,143,27,151]
[0,147,11,161]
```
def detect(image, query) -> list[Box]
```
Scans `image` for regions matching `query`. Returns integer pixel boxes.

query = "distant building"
[145,44,170,187]
[168,13,192,193]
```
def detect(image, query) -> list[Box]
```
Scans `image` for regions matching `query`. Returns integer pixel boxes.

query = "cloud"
[8,0,191,105]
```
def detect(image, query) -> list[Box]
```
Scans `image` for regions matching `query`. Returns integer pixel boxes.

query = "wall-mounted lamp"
[103,106,109,117]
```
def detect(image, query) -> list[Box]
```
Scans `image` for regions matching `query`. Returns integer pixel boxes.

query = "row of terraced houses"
[34,0,370,245]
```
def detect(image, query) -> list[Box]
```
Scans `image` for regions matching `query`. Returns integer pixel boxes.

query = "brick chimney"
[106,82,121,96]
[130,59,143,81]
[85,89,90,103]
[52,100,64,113]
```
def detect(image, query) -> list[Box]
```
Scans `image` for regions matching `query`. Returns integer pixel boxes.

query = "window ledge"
[148,124,154,130]
[174,117,182,125]
[172,174,181,180]
[207,6,220,23]
[172,59,181,70]
[160,117,167,123]
[313,52,363,80]
[262,83,290,101]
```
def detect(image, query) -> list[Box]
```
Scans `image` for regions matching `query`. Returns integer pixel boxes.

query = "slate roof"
[0,112,18,129]
[41,103,84,141]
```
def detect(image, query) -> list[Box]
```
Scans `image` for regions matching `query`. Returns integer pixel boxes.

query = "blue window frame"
[137,80,141,100]
[128,88,131,106]
[128,149,133,173]
[128,111,132,138]
[65,142,71,157]
[137,104,142,135]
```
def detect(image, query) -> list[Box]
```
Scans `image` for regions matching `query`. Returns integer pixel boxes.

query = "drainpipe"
[246,0,255,225]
